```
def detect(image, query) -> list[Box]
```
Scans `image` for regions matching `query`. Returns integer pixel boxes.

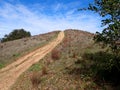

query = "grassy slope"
[12,29,105,90]
[0,31,60,69]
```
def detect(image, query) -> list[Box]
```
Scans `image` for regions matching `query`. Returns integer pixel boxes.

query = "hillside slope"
[11,29,104,90]
[0,31,64,90]
[0,31,60,68]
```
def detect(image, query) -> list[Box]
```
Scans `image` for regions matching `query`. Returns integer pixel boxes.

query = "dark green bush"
[1,29,31,42]
[82,51,120,85]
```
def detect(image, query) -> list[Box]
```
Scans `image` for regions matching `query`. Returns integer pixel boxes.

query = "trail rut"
[0,31,64,90]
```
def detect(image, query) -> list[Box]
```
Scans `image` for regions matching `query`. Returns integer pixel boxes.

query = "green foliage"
[82,51,120,84]
[79,0,120,82]
[13,53,20,57]
[0,63,4,69]
[83,52,116,72]
[80,0,120,53]
[29,63,42,71]
[1,29,31,42]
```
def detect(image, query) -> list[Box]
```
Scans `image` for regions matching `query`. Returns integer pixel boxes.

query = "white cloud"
[0,2,102,38]
[53,3,62,12]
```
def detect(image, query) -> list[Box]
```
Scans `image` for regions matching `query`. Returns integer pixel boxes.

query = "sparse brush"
[51,49,61,60]
[0,45,3,48]
[72,52,77,58]
[42,66,47,75]
[30,72,41,89]
[46,59,51,65]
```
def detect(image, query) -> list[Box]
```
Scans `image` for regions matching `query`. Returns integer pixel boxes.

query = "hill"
[0,31,60,68]
[11,29,104,90]
[1,29,118,90]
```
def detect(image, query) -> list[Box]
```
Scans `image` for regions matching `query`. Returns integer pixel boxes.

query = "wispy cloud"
[0,1,102,38]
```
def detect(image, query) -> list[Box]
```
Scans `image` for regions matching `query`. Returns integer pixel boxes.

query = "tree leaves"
[83,0,120,53]
[1,29,31,42]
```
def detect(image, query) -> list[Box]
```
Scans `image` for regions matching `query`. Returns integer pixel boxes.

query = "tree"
[1,29,31,42]
[80,0,120,54]
[79,0,120,81]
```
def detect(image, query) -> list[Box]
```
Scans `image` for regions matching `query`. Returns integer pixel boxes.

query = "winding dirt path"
[0,31,64,90]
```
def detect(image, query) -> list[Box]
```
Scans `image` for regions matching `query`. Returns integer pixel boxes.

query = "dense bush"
[80,0,120,85]
[1,29,31,42]
[82,51,120,85]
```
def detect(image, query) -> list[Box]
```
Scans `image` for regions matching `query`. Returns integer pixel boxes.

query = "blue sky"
[0,0,102,38]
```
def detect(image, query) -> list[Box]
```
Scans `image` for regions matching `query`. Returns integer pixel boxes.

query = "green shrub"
[29,63,42,71]
[1,29,31,42]
[0,63,4,69]
[82,51,120,85]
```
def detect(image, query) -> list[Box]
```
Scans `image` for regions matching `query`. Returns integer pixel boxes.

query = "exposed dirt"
[0,31,64,90]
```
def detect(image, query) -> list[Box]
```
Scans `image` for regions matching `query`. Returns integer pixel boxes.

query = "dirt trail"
[0,31,64,90]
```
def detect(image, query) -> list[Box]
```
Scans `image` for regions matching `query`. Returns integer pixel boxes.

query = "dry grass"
[30,72,41,89]
[11,29,106,90]
[51,49,61,60]
[41,66,47,75]
[0,31,60,68]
